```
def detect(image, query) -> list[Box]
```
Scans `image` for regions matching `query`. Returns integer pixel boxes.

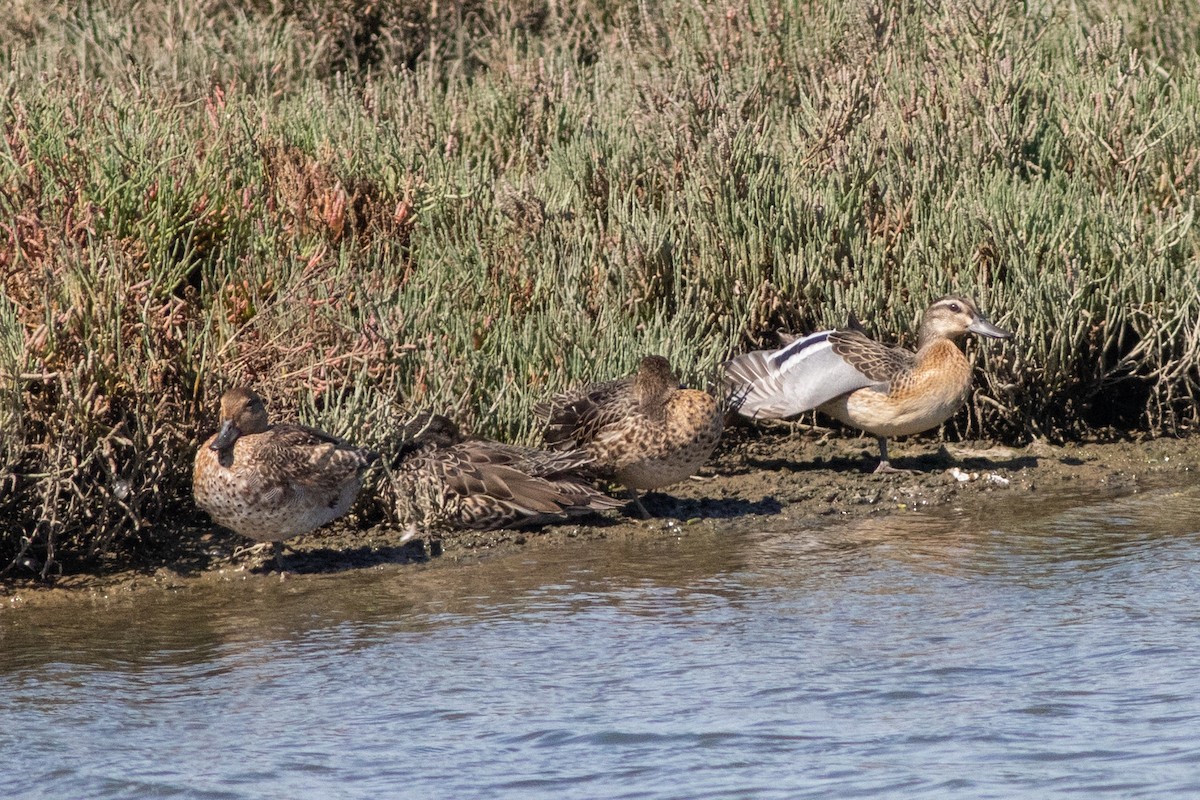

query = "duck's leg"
[271,540,285,571]
[872,437,904,473]
[233,541,274,559]
[627,487,652,519]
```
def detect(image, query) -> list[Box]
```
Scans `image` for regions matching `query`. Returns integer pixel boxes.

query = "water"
[3,483,1200,799]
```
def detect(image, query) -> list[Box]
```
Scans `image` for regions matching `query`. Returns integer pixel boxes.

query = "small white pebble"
[985,473,1010,486]
[948,467,972,483]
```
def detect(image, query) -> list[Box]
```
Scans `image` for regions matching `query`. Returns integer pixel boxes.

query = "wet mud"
[4,427,1196,610]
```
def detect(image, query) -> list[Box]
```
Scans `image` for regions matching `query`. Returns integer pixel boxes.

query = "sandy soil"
[3,426,1196,610]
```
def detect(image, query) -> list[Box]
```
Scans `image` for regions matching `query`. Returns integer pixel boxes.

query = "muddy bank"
[3,430,1196,610]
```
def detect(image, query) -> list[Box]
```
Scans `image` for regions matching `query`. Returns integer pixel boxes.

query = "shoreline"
[3,430,1195,611]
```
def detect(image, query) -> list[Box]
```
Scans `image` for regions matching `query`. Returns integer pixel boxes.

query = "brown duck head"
[210,387,270,451]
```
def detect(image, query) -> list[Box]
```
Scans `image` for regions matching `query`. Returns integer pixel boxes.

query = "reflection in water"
[2,485,1200,799]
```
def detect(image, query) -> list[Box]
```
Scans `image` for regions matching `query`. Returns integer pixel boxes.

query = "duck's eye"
[948,302,961,313]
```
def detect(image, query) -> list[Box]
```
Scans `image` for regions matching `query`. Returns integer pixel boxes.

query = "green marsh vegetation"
[1,0,1198,576]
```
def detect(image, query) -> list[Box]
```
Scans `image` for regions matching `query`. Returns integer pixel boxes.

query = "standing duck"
[723,296,1011,472]
[535,355,724,515]
[193,387,377,568]
[388,413,623,530]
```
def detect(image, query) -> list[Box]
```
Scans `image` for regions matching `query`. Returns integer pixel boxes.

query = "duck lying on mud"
[387,412,624,530]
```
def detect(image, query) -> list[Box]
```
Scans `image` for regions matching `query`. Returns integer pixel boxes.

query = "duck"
[387,413,624,530]
[723,296,1011,472]
[534,355,724,515]
[192,387,377,569]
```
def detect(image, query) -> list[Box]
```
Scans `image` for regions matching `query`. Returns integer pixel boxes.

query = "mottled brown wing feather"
[536,376,633,414]
[435,443,576,513]
[254,424,375,492]
[828,329,916,385]
[467,440,600,478]
[536,377,639,449]
[400,437,620,528]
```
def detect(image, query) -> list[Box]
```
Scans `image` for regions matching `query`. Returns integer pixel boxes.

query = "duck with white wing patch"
[723,296,1011,472]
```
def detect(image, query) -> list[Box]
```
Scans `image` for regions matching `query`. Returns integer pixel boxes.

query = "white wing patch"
[723,330,879,419]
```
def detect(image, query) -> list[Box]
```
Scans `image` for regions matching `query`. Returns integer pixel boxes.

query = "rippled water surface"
[4,483,1200,799]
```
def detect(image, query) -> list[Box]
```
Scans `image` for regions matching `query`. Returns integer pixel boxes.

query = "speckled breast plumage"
[193,431,365,543]
[536,355,725,496]
[821,340,974,439]
[587,390,723,492]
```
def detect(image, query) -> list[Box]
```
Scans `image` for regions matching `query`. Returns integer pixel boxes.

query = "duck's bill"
[969,318,1012,339]
[210,420,241,450]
